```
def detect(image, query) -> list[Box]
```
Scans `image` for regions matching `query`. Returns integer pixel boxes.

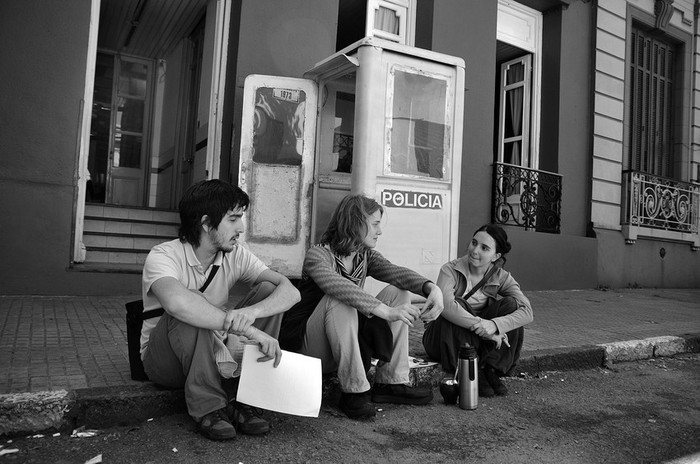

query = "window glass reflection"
[390,70,447,179]
[113,134,142,168]
[252,87,305,165]
[118,61,148,97]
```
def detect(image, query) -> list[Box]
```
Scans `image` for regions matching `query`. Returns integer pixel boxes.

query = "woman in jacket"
[280,194,444,419]
[422,224,533,397]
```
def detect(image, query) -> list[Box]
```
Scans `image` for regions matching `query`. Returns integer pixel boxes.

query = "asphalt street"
[1,354,699,464]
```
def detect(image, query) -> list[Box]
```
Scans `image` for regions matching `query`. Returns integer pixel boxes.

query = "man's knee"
[254,281,276,297]
[236,281,277,309]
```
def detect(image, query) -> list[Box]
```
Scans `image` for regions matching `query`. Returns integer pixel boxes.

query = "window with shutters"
[622,23,698,244]
[629,26,676,178]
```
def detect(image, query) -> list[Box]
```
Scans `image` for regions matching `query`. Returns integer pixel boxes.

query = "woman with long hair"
[280,194,444,419]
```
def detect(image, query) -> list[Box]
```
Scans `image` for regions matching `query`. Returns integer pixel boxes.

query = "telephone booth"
[239,37,465,286]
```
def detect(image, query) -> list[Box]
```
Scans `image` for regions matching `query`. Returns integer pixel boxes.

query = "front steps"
[74,204,179,273]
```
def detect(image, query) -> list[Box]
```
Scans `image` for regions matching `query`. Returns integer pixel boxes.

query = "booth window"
[252,87,305,166]
[388,68,448,180]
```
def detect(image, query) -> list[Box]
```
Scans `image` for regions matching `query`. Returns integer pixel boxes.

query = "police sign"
[381,189,443,210]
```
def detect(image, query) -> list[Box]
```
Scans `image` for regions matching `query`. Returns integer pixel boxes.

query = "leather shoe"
[371,383,433,405]
[339,392,376,420]
[199,408,236,441]
[478,368,495,397]
[484,367,508,396]
[232,402,270,435]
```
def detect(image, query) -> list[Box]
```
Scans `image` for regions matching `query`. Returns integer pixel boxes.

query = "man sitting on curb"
[140,179,300,441]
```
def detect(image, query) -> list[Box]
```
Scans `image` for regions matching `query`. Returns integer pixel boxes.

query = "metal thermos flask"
[458,343,478,410]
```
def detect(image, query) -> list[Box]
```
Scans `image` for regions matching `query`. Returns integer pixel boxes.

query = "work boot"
[232,402,270,435]
[371,383,433,405]
[198,408,236,441]
[339,391,376,420]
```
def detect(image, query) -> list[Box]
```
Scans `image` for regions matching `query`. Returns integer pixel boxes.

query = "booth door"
[238,75,317,278]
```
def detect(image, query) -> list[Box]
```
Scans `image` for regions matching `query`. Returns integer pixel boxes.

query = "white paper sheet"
[236,344,322,418]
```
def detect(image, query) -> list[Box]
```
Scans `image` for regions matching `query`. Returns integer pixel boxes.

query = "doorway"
[88,52,153,206]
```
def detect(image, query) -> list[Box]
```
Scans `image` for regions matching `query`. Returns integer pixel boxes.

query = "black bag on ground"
[126,301,164,381]
[125,264,220,381]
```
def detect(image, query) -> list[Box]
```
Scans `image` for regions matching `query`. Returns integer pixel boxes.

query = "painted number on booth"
[273,88,300,103]
[381,190,443,209]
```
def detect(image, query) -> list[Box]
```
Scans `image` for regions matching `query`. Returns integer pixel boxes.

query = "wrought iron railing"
[492,162,562,233]
[622,171,699,234]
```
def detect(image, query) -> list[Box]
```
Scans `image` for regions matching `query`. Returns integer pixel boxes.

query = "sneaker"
[339,392,376,420]
[484,367,508,396]
[232,402,270,435]
[199,408,236,441]
[478,368,495,398]
[371,383,433,405]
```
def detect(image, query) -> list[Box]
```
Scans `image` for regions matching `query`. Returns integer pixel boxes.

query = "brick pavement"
[1,288,699,395]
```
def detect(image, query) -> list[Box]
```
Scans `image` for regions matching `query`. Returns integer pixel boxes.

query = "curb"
[2,333,698,437]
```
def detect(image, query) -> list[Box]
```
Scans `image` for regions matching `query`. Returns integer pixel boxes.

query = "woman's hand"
[484,333,510,349]
[373,302,422,327]
[472,318,498,337]
[420,283,444,322]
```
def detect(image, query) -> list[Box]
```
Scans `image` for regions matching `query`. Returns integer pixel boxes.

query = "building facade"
[0,0,697,295]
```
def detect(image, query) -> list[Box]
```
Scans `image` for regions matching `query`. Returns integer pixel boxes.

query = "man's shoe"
[339,392,376,420]
[484,367,508,396]
[199,408,236,441]
[371,383,433,405]
[232,403,270,435]
[478,368,495,398]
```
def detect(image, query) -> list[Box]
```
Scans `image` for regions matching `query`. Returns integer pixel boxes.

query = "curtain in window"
[507,62,524,166]
[375,6,400,34]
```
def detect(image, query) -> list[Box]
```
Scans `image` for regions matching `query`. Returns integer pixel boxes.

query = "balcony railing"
[492,162,562,233]
[622,171,699,234]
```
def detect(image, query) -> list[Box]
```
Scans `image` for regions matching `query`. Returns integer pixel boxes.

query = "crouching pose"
[140,180,300,440]
[280,195,444,419]
[423,224,533,397]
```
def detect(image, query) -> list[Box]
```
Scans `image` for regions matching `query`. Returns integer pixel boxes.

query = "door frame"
[497,0,542,169]
[73,0,101,263]
[205,0,231,181]
[73,0,232,263]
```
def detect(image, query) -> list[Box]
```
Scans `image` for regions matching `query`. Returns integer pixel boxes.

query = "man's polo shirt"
[139,239,267,357]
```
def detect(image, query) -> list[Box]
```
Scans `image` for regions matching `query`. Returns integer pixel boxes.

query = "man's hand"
[246,327,282,367]
[224,307,258,335]
[420,284,444,322]
[472,318,498,337]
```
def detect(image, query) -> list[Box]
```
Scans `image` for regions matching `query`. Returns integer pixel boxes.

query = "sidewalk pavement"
[1,287,699,436]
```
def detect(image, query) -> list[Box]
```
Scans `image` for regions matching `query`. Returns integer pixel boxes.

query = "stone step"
[79,204,179,272]
[85,203,179,223]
